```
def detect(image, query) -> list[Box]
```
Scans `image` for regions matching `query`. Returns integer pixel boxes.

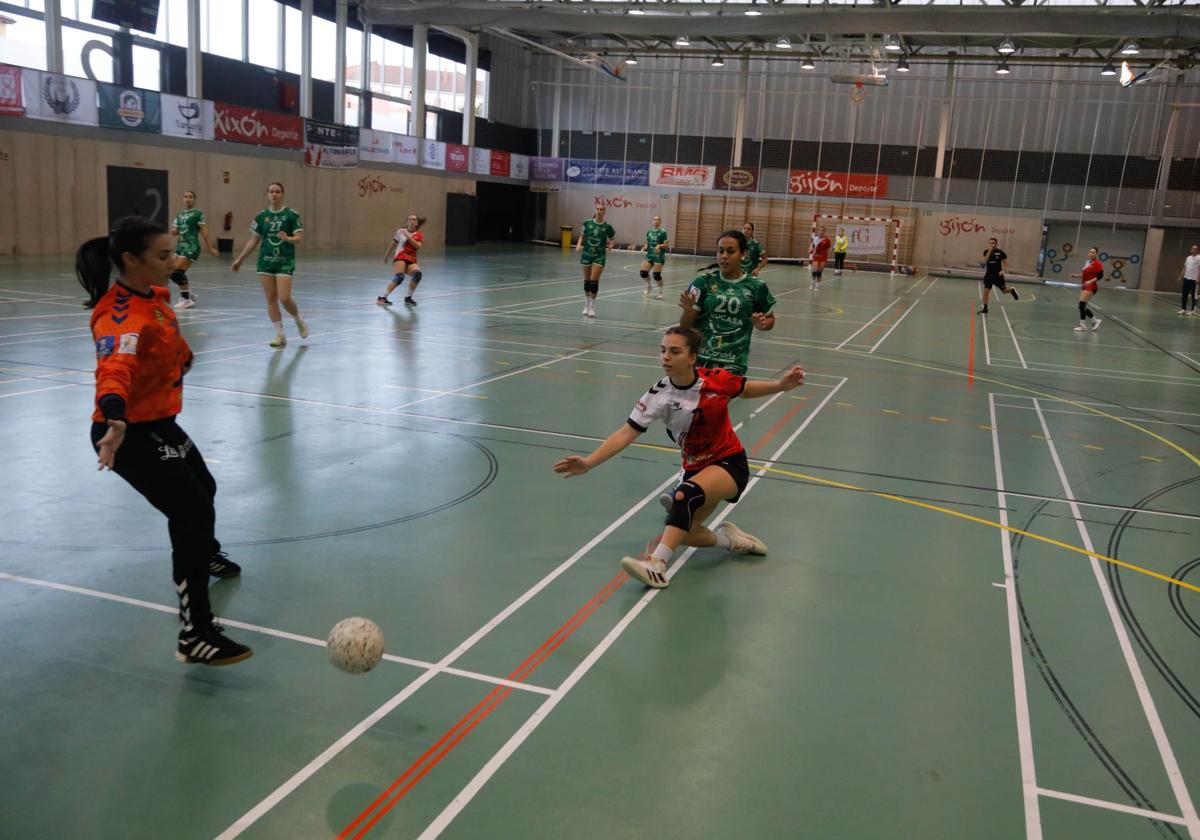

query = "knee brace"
[653,272,663,283]
[640,270,650,280]
[392,272,405,283]
[170,269,187,287]
[1078,301,1088,318]
[411,270,422,286]
[665,480,705,532]
[584,280,599,295]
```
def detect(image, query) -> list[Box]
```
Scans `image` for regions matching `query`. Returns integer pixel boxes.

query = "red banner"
[788,170,888,197]
[0,65,23,116]
[489,149,511,177]
[446,143,469,172]
[214,102,303,149]
[714,165,760,192]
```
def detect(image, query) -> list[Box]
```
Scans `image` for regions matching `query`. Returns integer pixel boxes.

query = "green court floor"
[0,245,1197,840]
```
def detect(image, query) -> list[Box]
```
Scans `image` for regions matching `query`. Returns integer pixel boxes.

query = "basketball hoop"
[850,81,866,107]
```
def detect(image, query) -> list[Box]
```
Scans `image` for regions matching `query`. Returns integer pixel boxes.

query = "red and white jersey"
[812,236,832,260]
[627,367,746,471]
[394,228,423,263]
[1081,258,1103,287]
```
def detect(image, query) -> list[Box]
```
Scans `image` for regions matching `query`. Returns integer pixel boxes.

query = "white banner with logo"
[837,224,888,256]
[510,153,529,181]
[161,94,214,139]
[554,184,677,240]
[393,134,419,166]
[305,143,359,169]
[421,139,446,170]
[649,163,715,190]
[359,128,394,163]
[21,70,98,125]
[470,146,491,175]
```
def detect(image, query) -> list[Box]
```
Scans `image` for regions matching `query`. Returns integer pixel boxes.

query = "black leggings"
[1183,279,1197,311]
[834,252,845,271]
[91,418,220,633]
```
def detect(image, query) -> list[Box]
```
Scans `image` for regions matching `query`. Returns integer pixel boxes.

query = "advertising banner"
[470,146,491,175]
[489,149,511,177]
[913,211,1042,275]
[788,170,888,197]
[21,70,98,125]
[714,165,761,192]
[214,102,303,148]
[304,143,358,169]
[160,95,214,139]
[833,224,889,256]
[565,158,649,186]
[305,119,358,148]
[510,154,529,181]
[98,84,161,133]
[0,65,24,116]
[446,143,469,173]
[649,163,714,190]
[556,185,675,238]
[531,157,563,182]
[393,134,419,166]
[421,138,446,170]
[358,128,393,163]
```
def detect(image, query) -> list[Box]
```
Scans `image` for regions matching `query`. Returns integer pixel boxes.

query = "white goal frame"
[812,214,902,276]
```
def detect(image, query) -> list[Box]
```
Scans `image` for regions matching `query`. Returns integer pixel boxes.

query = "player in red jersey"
[809,225,832,291]
[553,325,805,588]
[377,213,427,307]
[1069,247,1104,332]
[78,217,251,666]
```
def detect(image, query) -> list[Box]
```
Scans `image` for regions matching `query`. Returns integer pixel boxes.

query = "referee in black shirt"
[978,237,1019,315]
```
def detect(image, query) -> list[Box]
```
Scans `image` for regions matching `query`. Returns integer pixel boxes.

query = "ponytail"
[76,216,168,308]
[414,215,427,230]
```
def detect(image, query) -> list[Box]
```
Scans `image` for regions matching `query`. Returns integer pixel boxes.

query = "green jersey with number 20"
[685,269,776,376]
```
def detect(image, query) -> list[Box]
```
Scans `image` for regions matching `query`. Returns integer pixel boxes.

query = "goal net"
[811,214,903,276]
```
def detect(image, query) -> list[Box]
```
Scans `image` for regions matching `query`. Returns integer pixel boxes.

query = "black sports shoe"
[176,624,253,666]
[209,551,241,579]
[404,297,418,307]
[376,296,392,306]
[1010,288,1020,300]
[977,306,989,315]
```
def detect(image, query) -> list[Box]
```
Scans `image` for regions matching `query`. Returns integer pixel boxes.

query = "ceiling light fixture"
[896,57,910,72]
[712,54,725,67]
[1100,63,1117,76]
[995,60,1011,75]
[884,35,902,52]
[800,55,816,70]
[1121,40,1139,55]
[624,55,638,65]
[675,35,690,47]
[998,38,1016,55]
[776,36,792,50]
[746,1,762,15]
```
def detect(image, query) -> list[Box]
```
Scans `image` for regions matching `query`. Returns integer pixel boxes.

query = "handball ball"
[327,617,385,674]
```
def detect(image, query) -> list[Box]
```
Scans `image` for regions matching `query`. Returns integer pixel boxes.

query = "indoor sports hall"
[1,2,1199,839]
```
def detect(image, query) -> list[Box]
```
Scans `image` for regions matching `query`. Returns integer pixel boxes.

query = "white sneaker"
[655,291,664,300]
[587,304,596,318]
[621,555,669,588]
[1180,309,1190,315]
[715,521,768,555]
[582,303,591,316]
[1090,318,1102,331]
[269,334,286,348]
[296,317,309,339]
[643,285,651,296]
[1074,322,1088,332]
[174,298,195,310]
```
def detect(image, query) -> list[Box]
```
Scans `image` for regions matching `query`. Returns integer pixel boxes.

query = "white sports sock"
[650,542,673,565]
[271,320,284,336]
[712,531,733,550]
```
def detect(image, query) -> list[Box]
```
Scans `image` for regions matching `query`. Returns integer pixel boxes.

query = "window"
[62,27,113,82]
[133,44,160,91]
[372,99,410,134]
[345,26,363,87]
[0,10,48,71]
[344,92,359,126]
[283,4,300,74]
[164,0,189,48]
[202,0,242,60]
[247,0,280,69]
[311,14,335,81]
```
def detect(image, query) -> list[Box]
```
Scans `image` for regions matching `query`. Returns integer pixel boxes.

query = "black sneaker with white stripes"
[208,550,241,579]
[176,624,253,666]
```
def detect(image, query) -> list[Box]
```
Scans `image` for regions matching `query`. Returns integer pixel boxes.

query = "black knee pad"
[640,270,649,279]
[665,480,705,532]
[411,271,422,286]
[584,280,599,295]
[170,269,187,286]
[653,272,663,283]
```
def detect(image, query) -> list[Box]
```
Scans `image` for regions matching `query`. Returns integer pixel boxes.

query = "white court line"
[991,394,1200,419]
[0,383,76,399]
[390,351,586,411]
[416,377,848,840]
[1031,399,1200,839]
[834,297,901,350]
[868,299,920,354]
[0,571,551,696]
[1001,307,1028,369]
[214,471,684,840]
[1036,787,1189,826]
[382,385,487,400]
[988,356,1199,381]
[989,362,1200,388]
[1176,352,1200,369]
[920,277,941,296]
[994,401,1200,431]
[987,394,1042,840]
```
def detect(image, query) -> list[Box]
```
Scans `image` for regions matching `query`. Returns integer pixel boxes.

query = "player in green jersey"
[740,222,768,278]
[639,215,670,299]
[169,190,219,310]
[231,182,308,348]
[574,206,616,318]
[678,228,777,376]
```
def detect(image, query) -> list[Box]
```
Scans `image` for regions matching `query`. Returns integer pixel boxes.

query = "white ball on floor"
[327,617,385,674]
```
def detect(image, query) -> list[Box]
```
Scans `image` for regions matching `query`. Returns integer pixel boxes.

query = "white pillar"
[360,21,371,128]
[276,1,285,72]
[550,60,562,155]
[462,33,477,145]
[733,56,749,166]
[44,0,63,74]
[934,59,955,181]
[241,0,249,63]
[187,0,201,98]
[413,24,428,138]
[300,0,313,118]
[334,0,348,123]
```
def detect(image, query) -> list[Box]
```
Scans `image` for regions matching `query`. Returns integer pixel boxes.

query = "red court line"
[967,303,976,389]
[749,403,807,458]
[339,569,630,839]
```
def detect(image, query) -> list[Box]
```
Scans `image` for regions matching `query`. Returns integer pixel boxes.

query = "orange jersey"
[91,283,192,423]
[394,229,424,264]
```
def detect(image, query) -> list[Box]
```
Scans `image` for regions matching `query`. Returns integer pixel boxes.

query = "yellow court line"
[840,348,1200,470]
[755,463,1200,595]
